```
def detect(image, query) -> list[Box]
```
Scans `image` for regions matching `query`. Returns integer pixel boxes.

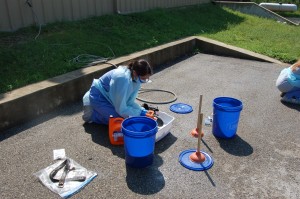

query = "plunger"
[190,95,204,138]
[179,97,214,171]
[189,113,206,162]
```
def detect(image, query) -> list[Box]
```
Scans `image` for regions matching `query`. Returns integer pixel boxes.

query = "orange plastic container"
[109,116,124,145]
[108,111,155,145]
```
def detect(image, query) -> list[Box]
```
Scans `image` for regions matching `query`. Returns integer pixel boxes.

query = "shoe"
[281,91,300,105]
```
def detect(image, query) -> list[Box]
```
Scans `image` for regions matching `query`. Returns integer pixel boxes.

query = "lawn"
[0,3,299,94]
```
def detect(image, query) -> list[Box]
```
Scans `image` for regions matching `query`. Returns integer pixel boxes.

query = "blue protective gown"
[276,67,300,93]
[82,66,145,124]
[286,67,300,88]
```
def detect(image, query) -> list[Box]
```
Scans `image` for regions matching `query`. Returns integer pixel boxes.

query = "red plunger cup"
[189,113,206,163]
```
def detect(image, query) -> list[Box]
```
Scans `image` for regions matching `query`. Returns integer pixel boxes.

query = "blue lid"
[170,103,193,114]
[179,149,214,171]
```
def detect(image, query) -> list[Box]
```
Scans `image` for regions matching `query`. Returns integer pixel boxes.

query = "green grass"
[1,3,300,94]
[202,9,300,62]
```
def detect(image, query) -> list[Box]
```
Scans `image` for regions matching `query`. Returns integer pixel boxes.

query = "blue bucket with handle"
[122,117,158,168]
[212,97,243,139]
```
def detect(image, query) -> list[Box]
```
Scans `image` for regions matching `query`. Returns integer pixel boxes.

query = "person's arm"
[127,87,143,110]
[109,75,143,118]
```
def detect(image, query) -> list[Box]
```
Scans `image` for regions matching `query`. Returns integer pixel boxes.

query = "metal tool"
[49,158,86,188]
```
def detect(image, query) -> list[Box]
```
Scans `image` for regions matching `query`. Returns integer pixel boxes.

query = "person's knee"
[82,106,93,122]
[276,80,294,93]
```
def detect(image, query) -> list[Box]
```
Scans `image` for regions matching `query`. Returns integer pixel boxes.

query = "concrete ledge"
[0,36,284,131]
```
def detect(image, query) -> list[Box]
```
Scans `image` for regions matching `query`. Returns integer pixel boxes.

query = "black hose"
[137,88,177,104]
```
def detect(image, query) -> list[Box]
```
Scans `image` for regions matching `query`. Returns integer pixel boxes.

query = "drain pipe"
[114,0,131,15]
[114,0,147,15]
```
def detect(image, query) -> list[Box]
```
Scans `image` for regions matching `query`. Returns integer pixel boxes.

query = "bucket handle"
[114,118,124,123]
[109,116,124,124]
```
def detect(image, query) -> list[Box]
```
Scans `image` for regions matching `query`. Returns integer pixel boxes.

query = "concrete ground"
[1,53,300,199]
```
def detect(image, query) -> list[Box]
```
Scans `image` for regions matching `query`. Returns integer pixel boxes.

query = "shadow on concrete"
[153,55,192,74]
[201,139,214,153]
[83,122,110,147]
[155,133,178,154]
[204,170,216,187]
[280,101,300,111]
[83,122,125,159]
[0,101,83,141]
[83,124,177,194]
[215,135,253,156]
[125,155,165,195]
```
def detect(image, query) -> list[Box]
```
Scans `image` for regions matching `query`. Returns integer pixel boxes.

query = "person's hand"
[146,110,155,119]
[140,110,157,120]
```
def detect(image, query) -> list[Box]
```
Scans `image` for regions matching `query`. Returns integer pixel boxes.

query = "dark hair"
[128,59,153,76]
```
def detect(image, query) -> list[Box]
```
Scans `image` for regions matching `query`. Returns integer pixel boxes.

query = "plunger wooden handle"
[197,113,203,153]
[196,95,203,129]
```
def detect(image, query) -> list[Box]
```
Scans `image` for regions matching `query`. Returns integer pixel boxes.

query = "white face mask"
[138,76,149,83]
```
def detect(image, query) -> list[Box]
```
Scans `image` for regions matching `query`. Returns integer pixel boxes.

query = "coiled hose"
[137,88,177,104]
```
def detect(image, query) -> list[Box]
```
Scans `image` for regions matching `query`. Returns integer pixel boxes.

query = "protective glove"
[146,110,157,120]
[140,110,157,120]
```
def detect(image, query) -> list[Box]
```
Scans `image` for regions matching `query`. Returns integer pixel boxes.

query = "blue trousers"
[89,84,121,125]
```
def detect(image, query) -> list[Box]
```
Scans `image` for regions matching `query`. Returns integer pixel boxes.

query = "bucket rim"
[122,116,158,137]
[213,96,243,111]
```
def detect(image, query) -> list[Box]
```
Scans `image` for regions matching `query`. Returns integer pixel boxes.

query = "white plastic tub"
[155,111,175,142]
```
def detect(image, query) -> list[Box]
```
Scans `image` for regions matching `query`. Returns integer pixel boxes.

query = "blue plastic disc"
[179,149,214,171]
[170,103,193,114]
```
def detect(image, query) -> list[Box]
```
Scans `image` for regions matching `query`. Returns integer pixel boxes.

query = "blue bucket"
[122,117,158,168]
[212,97,243,139]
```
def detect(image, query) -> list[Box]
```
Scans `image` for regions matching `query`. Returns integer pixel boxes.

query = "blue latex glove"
[140,109,148,116]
